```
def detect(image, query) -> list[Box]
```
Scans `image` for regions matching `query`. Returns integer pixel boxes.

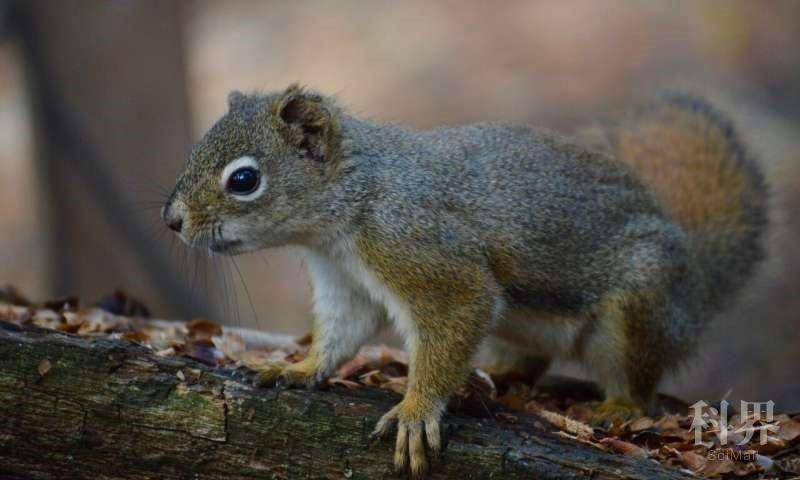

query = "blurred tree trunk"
[15,0,211,318]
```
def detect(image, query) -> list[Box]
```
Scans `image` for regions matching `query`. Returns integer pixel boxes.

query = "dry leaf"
[599,437,649,458]
[31,309,62,330]
[328,377,360,389]
[535,408,594,438]
[680,450,707,471]
[777,419,800,442]
[702,456,737,477]
[654,414,682,431]
[381,377,407,394]
[37,358,52,376]
[628,416,655,432]
[121,331,151,344]
[564,403,594,424]
[155,347,175,357]
[359,370,389,386]
[186,318,223,339]
[337,354,372,380]
[753,435,787,455]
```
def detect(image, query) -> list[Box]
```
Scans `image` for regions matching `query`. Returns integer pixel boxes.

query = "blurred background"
[0,1,798,408]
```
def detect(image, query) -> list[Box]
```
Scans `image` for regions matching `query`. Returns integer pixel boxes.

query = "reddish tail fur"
[609,95,767,308]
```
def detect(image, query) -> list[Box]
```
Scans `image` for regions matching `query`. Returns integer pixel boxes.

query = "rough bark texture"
[0,322,691,479]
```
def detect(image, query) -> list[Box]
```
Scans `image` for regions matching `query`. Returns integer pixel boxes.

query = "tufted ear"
[272,84,341,162]
[227,90,247,110]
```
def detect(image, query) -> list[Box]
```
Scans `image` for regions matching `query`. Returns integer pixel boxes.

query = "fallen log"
[0,321,691,479]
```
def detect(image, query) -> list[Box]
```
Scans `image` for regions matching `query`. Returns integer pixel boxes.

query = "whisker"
[212,250,232,326]
[225,258,240,328]
[231,255,260,328]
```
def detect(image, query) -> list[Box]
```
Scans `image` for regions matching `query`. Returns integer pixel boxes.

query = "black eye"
[226,167,260,195]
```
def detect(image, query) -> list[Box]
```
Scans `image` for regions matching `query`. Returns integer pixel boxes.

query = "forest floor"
[2,286,799,479]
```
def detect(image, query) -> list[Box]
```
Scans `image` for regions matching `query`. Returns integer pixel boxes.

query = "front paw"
[253,358,322,388]
[370,397,443,479]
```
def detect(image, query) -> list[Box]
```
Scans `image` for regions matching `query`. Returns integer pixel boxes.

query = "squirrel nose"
[162,201,185,233]
[167,216,183,233]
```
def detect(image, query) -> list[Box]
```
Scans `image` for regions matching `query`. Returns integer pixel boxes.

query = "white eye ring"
[220,156,267,202]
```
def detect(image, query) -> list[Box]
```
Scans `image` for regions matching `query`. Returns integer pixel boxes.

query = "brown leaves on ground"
[2,285,799,479]
[491,378,800,478]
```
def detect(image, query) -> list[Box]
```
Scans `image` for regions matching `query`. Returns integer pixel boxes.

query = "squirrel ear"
[227,90,247,110]
[273,84,341,162]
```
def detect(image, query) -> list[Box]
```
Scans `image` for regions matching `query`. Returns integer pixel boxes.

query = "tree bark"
[0,322,691,480]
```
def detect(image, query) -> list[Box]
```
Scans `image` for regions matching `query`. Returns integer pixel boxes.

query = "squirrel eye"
[220,156,266,202]
[226,167,260,195]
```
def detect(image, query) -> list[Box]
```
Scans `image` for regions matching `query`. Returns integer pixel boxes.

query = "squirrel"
[163,84,767,478]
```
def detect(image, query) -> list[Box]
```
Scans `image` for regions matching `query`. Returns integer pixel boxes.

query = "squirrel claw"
[370,404,399,440]
[252,359,321,389]
[252,362,286,388]
[373,402,442,479]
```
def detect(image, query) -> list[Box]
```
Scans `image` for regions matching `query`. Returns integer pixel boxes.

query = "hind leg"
[584,288,689,426]
[583,227,695,425]
[475,335,551,386]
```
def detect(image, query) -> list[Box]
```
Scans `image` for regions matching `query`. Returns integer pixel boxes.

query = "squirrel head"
[163,84,348,254]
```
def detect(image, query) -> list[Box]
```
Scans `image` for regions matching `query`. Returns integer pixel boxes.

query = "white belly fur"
[490,308,588,360]
[302,239,419,353]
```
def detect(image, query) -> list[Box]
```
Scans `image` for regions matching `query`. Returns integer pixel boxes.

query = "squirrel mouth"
[209,239,243,253]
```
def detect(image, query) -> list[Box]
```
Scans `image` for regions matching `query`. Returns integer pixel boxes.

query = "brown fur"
[616,106,750,231]
[607,95,767,309]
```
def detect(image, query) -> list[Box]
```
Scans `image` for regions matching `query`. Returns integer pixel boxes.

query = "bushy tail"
[609,94,768,309]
